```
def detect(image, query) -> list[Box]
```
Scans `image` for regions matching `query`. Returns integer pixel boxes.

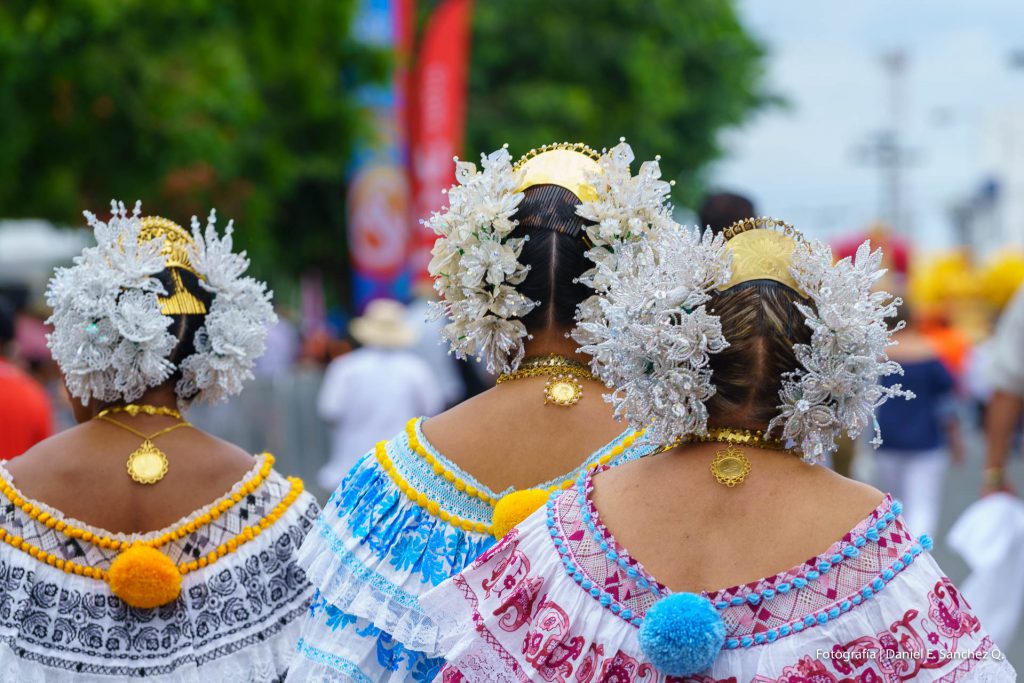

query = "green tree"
[466,0,771,204]
[0,1,386,299]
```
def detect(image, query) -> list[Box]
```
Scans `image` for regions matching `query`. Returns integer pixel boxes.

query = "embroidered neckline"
[548,465,933,648]
[378,419,645,532]
[0,474,306,580]
[410,417,642,497]
[0,453,275,547]
[0,453,276,552]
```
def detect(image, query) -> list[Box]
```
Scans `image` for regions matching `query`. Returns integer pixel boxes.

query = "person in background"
[316,298,444,490]
[0,296,52,458]
[406,283,466,407]
[874,302,962,536]
[983,283,1024,496]
[697,190,756,233]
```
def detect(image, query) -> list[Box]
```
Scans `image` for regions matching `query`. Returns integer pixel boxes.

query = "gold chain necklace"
[96,404,183,420]
[96,415,192,485]
[497,354,596,407]
[681,427,788,487]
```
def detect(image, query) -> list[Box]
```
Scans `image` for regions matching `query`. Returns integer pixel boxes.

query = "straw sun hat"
[349,299,418,348]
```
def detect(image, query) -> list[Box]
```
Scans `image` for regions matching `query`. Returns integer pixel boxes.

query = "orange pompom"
[491,489,550,540]
[107,545,182,609]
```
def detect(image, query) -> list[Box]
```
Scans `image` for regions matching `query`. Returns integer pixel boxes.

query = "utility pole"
[854,50,916,234]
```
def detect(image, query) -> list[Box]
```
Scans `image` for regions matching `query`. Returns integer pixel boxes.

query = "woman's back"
[9,416,253,533]
[424,348,625,493]
[0,204,320,681]
[590,444,884,594]
[419,217,1015,681]
[287,142,669,682]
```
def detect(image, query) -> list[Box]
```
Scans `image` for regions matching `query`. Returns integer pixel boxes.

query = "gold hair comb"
[138,216,208,315]
[720,217,807,297]
[514,142,602,202]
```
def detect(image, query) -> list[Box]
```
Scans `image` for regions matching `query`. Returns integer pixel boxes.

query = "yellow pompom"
[107,545,182,609]
[491,489,550,540]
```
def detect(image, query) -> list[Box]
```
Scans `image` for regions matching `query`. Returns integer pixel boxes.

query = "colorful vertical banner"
[347,0,415,312]
[408,0,474,284]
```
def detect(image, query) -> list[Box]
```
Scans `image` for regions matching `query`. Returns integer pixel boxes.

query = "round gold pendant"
[710,445,751,487]
[127,439,169,485]
[544,375,583,407]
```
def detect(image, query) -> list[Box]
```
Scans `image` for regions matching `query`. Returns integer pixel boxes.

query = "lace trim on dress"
[0,460,304,571]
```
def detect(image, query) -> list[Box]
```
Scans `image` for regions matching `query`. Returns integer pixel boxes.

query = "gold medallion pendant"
[544,374,584,407]
[496,355,594,408]
[710,445,751,487]
[126,439,170,485]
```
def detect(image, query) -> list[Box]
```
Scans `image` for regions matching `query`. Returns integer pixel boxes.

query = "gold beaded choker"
[680,427,788,487]
[96,404,183,420]
[496,354,596,407]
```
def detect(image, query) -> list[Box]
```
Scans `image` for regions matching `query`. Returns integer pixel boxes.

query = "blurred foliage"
[0,1,387,300]
[466,0,773,205]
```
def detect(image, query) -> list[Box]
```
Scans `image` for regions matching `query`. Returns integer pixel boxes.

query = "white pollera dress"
[0,454,320,682]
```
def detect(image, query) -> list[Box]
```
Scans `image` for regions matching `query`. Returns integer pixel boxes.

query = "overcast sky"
[710,0,1024,248]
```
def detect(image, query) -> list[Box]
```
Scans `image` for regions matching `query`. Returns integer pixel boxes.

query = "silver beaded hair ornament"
[576,217,914,461]
[426,139,676,374]
[46,200,276,406]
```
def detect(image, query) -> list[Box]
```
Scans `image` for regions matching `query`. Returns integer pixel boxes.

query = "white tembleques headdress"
[426,139,674,374]
[575,217,914,461]
[46,200,276,406]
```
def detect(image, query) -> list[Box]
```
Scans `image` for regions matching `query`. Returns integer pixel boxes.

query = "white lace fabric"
[0,462,320,680]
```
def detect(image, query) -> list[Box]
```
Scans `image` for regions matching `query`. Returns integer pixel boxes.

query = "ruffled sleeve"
[297,447,496,656]
[420,481,1015,683]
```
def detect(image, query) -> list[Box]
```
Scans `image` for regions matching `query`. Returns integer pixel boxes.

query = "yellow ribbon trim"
[0,461,305,584]
[0,453,276,553]
[379,422,645,533]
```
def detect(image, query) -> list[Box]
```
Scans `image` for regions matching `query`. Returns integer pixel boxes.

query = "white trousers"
[874,448,948,538]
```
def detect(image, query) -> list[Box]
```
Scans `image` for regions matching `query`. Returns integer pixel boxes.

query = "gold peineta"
[720,216,807,297]
[138,216,208,315]
[514,142,602,202]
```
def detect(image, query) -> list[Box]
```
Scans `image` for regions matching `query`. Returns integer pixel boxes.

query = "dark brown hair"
[509,184,593,331]
[706,280,813,432]
[152,267,213,394]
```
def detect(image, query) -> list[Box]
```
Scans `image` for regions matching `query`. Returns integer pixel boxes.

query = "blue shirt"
[876,358,955,451]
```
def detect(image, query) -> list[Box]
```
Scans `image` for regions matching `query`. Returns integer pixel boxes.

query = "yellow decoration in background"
[108,544,182,608]
[979,253,1024,311]
[492,489,550,539]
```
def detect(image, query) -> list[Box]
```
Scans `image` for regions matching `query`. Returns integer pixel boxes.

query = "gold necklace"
[96,415,192,485]
[682,427,788,487]
[96,404,183,420]
[496,354,596,407]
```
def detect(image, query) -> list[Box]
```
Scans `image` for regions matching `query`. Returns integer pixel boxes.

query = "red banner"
[408,0,474,285]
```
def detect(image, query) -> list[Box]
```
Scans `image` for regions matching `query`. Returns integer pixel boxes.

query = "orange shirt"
[0,359,52,459]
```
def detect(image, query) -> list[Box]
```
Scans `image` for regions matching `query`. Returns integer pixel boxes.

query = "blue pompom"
[638,593,725,676]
